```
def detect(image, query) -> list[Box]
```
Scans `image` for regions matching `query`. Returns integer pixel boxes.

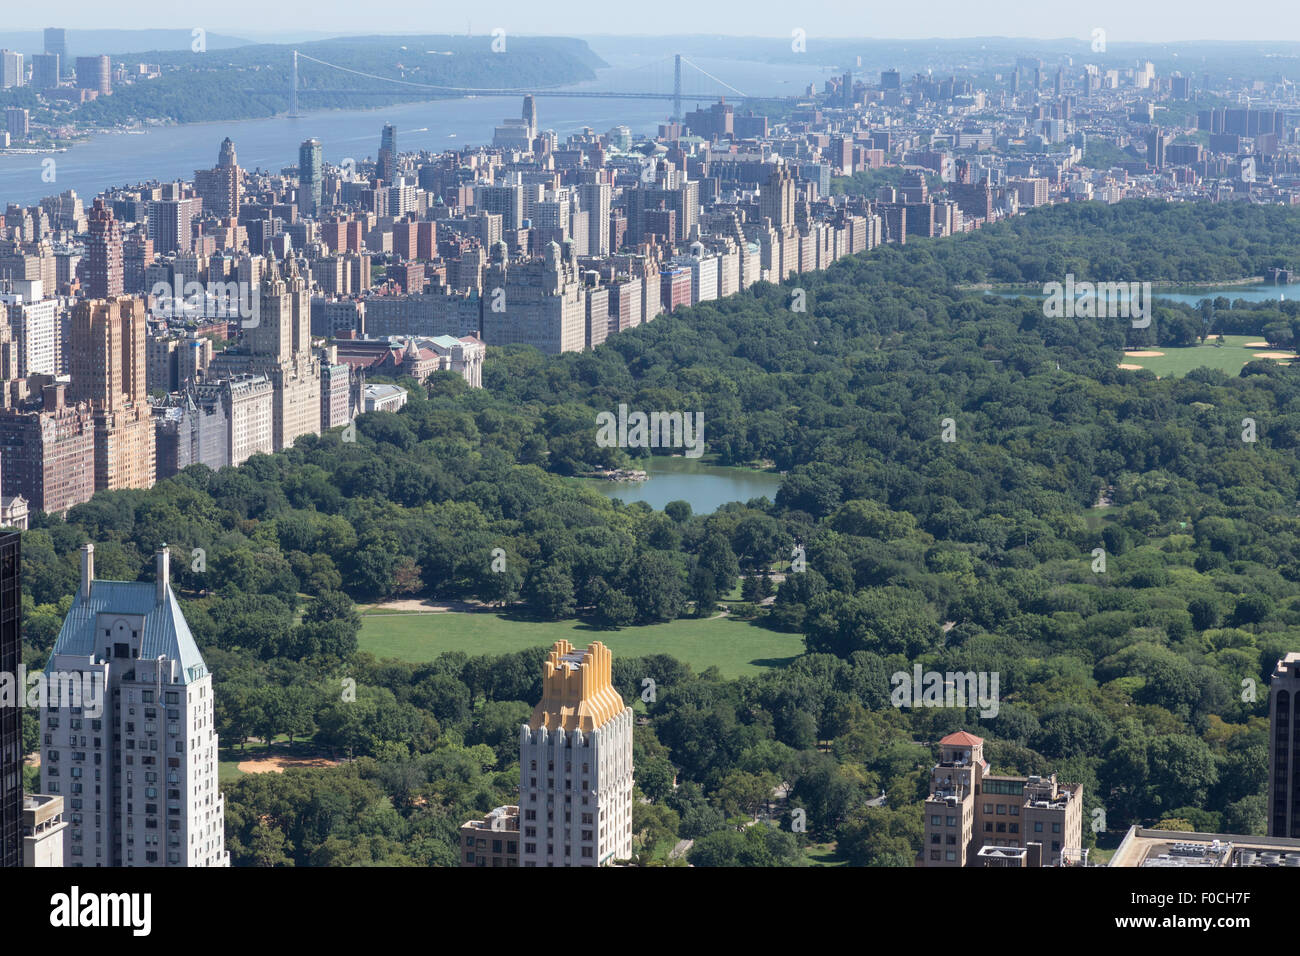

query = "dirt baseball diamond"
[237,755,341,774]
[1124,350,1165,357]
[1253,352,1298,359]
[1117,363,1145,370]
[1244,341,1271,347]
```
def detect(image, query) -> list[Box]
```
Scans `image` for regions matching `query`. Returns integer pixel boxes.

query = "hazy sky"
[10,1,1300,44]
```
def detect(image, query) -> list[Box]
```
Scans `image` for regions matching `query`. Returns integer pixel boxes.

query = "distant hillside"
[39,34,608,127]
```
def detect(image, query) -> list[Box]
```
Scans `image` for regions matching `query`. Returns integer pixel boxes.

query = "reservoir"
[580,456,784,514]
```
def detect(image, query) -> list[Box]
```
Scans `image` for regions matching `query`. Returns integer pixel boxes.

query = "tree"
[689,565,719,617]
[524,564,577,620]
[629,551,687,623]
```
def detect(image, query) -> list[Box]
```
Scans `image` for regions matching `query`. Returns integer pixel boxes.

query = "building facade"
[1269,652,1300,838]
[921,730,1083,867]
[0,532,19,867]
[41,545,229,866]
[518,640,633,867]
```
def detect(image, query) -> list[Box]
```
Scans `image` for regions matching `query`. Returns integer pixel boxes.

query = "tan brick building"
[69,296,155,492]
[922,731,1083,867]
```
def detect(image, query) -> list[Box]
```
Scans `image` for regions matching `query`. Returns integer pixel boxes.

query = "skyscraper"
[41,544,229,866]
[0,50,24,90]
[75,55,111,96]
[518,640,633,866]
[31,53,59,91]
[1268,652,1300,838]
[522,94,537,138]
[70,297,156,492]
[43,28,67,66]
[299,138,323,216]
[194,138,243,220]
[0,532,20,868]
[378,124,398,186]
[577,182,611,257]
[760,163,796,230]
[147,185,202,255]
[209,257,321,452]
[86,198,124,299]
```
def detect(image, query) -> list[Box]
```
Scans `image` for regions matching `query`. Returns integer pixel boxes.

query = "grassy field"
[358,609,803,677]
[803,842,848,866]
[1118,335,1296,377]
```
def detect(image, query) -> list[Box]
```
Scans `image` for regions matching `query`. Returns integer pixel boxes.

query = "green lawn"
[803,842,848,866]
[358,609,803,677]
[1119,335,1295,377]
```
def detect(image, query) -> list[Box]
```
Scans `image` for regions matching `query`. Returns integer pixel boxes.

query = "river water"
[0,55,834,206]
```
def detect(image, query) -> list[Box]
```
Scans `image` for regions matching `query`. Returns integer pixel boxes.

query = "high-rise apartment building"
[577,182,612,257]
[31,53,59,91]
[44,29,67,66]
[209,257,320,451]
[0,284,57,377]
[86,198,124,299]
[5,108,29,141]
[1268,652,1300,838]
[0,532,20,867]
[299,139,323,216]
[378,124,398,185]
[0,383,96,513]
[70,297,156,492]
[147,187,202,255]
[760,163,796,230]
[482,240,587,354]
[41,544,229,866]
[921,731,1083,867]
[75,55,111,96]
[522,94,537,139]
[474,183,524,231]
[194,138,243,221]
[0,50,24,90]
[518,640,633,866]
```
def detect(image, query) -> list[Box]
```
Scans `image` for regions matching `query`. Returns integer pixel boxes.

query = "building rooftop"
[528,640,625,733]
[940,730,984,747]
[1110,827,1300,868]
[47,546,207,684]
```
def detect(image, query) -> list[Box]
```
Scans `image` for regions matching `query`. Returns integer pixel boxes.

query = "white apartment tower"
[519,641,633,866]
[41,544,229,866]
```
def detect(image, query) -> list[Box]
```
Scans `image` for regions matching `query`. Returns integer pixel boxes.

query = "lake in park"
[579,456,784,514]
